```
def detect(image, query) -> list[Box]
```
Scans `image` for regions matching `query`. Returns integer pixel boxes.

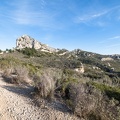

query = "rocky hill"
[16,35,57,53]
[0,35,120,120]
[110,54,120,60]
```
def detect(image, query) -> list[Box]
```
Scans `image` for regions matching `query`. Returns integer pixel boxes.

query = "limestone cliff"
[16,35,57,53]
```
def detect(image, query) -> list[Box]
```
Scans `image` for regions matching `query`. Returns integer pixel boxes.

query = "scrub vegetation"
[0,48,120,120]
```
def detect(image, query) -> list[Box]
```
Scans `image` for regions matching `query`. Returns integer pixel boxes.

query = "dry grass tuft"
[33,69,56,99]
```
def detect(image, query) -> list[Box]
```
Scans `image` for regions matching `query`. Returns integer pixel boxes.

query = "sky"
[0,0,120,55]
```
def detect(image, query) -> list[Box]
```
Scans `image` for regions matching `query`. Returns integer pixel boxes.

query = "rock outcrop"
[101,57,114,61]
[74,63,85,73]
[16,35,57,53]
[111,54,120,59]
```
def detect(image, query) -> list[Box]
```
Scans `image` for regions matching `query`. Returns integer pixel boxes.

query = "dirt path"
[0,72,80,120]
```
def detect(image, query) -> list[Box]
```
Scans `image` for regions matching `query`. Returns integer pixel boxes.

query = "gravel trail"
[0,72,80,120]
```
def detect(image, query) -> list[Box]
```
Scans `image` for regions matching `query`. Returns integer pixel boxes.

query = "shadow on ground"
[2,85,72,114]
[1,75,72,114]
[1,85,34,99]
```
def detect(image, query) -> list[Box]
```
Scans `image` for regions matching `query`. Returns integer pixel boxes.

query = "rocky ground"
[0,72,80,120]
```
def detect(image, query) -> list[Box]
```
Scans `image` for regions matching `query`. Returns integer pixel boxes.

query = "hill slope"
[0,35,120,120]
[0,71,79,120]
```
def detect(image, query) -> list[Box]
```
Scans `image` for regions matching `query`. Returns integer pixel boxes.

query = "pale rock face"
[74,63,85,73]
[101,57,114,61]
[33,40,42,49]
[16,35,33,49]
[108,63,111,67]
[16,35,57,53]
[92,66,100,70]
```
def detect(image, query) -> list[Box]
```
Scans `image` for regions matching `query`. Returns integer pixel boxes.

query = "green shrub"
[55,68,78,98]
[0,57,34,84]
[20,48,37,57]
[65,82,120,119]
[0,57,20,70]
[90,82,120,101]
[65,83,101,118]
[23,63,39,75]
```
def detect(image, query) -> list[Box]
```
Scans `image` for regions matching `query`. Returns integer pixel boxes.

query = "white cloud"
[109,36,120,39]
[74,5,120,25]
[74,10,109,24]
[11,0,46,25]
[99,35,120,44]
[106,43,120,48]
[12,10,53,26]
[3,0,62,29]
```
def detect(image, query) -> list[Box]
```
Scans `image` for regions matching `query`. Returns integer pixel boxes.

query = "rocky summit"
[16,35,57,53]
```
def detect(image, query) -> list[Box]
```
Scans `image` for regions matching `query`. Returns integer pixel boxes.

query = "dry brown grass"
[2,65,32,85]
[14,66,28,80]
[33,69,57,99]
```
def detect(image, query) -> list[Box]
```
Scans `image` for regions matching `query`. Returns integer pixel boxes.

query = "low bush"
[33,69,56,100]
[65,83,101,118]
[0,57,33,85]
[90,81,120,101]
[14,65,30,84]
[64,82,120,119]
[18,48,37,57]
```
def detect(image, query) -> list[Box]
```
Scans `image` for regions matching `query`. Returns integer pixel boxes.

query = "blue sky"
[0,0,120,54]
